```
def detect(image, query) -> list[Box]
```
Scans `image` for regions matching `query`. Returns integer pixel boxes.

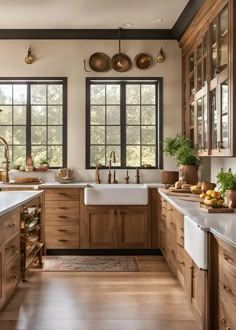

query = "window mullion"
[26,83,31,158]
[120,82,126,167]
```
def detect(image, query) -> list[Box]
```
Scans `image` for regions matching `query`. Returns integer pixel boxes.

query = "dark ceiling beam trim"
[0,29,174,40]
[171,0,205,40]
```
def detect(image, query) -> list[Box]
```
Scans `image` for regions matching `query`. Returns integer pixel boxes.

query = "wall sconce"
[156,47,165,63]
[24,45,34,64]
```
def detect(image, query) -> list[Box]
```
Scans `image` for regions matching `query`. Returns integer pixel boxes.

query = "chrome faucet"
[0,136,9,183]
[107,151,117,184]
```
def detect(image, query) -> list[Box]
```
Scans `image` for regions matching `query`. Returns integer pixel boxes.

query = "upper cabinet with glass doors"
[181,0,235,157]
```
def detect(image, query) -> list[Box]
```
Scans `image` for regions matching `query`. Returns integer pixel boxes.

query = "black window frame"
[86,77,163,169]
[0,77,67,169]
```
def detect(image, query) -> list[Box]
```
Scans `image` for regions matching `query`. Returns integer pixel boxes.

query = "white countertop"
[159,189,236,248]
[0,191,43,216]
[0,182,164,189]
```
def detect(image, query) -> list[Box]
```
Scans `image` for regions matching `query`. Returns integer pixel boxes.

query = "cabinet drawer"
[45,226,79,249]
[219,267,236,308]
[218,240,236,278]
[45,189,80,201]
[219,290,236,330]
[2,208,20,244]
[3,234,20,264]
[45,201,80,226]
[5,252,20,300]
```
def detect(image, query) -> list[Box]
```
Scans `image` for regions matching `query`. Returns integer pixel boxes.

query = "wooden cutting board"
[199,203,234,213]
[168,187,192,194]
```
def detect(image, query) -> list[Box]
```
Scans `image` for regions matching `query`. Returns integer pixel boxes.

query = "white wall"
[0,39,182,183]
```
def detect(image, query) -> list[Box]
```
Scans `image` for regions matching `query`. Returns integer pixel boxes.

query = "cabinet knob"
[224,254,233,263]
[223,284,232,293]
[7,223,16,228]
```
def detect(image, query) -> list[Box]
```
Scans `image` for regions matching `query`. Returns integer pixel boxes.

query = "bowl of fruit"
[200,190,224,208]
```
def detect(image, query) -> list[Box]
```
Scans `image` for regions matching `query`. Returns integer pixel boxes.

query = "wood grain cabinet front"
[81,206,149,249]
[44,188,81,250]
[211,236,236,330]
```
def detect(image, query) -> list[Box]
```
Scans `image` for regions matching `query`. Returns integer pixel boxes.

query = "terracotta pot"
[160,171,179,184]
[181,165,199,185]
[226,190,236,208]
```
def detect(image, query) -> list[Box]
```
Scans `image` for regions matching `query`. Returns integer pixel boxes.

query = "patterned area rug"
[42,256,140,272]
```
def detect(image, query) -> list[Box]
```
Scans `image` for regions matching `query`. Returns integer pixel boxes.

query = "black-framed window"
[0,78,67,169]
[86,78,163,169]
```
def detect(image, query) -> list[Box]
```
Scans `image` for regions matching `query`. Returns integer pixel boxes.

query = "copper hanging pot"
[89,52,110,72]
[111,28,131,72]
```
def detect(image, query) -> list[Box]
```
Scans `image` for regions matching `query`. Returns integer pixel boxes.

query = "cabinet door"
[117,207,149,249]
[192,261,206,321]
[184,250,193,303]
[85,207,116,249]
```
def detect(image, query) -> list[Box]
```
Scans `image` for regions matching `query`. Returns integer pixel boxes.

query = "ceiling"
[0,0,189,29]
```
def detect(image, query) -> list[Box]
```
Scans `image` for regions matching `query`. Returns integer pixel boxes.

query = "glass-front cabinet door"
[209,5,229,155]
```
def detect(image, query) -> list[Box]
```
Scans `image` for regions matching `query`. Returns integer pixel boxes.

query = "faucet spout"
[107,150,116,184]
[0,136,10,183]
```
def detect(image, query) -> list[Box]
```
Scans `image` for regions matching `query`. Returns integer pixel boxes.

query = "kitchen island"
[0,190,43,309]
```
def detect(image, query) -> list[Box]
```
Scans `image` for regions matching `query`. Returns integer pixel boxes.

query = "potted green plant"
[39,157,50,170]
[163,135,202,184]
[216,169,236,208]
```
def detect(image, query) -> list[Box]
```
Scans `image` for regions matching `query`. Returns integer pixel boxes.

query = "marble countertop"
[159,189,236,248]
[0,191,43,216]
[0,182,164,189]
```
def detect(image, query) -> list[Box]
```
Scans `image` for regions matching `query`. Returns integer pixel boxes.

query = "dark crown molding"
[0,1,203,40]
[171,0,205,40]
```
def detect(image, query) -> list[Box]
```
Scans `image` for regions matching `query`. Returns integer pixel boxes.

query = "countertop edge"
[158,189,236,249]
[0,191,43,217]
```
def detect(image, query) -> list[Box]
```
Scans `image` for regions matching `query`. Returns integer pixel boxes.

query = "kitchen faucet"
[0,136,9,183]
[107,151,117,184]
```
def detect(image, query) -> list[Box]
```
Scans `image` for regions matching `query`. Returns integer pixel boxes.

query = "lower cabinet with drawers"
[0,207,21,309]
[158,193,206,329]
[44,188,82,250]
[210,235,236,330]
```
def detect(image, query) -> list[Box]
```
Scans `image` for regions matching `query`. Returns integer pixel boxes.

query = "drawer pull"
[223,284,232,293]
[58,239,68,242]
[59,216,67,219]
[5,245,16,251]
[180,227,184,232]
[9,275,17,279]
[58,229,67,232]
[224,254,233,263]
[178,260,185,265]
[170,222,174,225]
[177,243,184,248]
[7,223,16,228]
[10,265,16,271]
[58,207,67,210]
[58,192,68,196]
[181,236,184,240]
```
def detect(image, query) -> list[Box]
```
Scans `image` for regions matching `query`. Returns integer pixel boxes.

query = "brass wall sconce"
[24,45,34,64]
[156,47,165,63]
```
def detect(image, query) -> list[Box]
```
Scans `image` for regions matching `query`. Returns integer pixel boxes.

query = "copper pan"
[134,53,153,70]
[111,28,132,72]
[89,52,110,72]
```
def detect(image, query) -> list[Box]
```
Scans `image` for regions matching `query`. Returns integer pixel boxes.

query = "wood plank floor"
[0,256,201,330]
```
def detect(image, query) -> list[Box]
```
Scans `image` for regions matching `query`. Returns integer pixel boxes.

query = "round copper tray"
[89,52,110,72]
[111,53,132,72]
[134,53,153,70]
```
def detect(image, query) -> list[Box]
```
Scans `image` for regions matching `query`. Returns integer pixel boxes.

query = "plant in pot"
[216,169,236,208]
[163,135,202,184]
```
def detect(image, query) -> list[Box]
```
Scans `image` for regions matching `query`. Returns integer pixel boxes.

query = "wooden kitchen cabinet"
[180,0,236,157]
[117,207,149,249]
[84,206,116,249]
[44,188,81,250]
[210,234,236,330]
[81,205,149,249]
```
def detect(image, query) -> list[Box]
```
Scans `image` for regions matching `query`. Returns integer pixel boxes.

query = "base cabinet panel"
[85,208,116,249]
[82,206,149,249]
[117,208,149,249]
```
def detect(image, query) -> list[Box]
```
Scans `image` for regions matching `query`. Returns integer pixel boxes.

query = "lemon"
[206,190,214,196]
